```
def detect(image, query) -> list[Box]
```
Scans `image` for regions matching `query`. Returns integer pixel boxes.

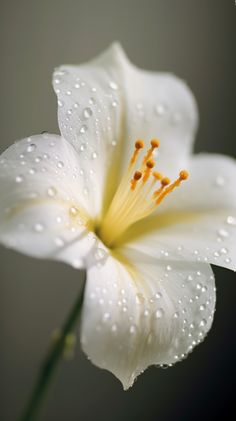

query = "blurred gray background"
[0,0,235,420]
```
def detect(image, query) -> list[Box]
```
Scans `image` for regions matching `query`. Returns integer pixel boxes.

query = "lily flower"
[0,43,235,390]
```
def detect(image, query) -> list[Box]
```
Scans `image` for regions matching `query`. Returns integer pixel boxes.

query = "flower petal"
[119,48,198,177]
[121,154,236,271]
[53,43,198,212]
[53,44,124,214]
[81,253,215,389]
[0,134,97,267]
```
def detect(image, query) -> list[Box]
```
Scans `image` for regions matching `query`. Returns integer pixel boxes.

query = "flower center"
[99,139,188,247]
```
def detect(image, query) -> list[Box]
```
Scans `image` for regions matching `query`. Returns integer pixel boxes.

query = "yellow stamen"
[131,170,142,190]
[142,139,160,165]
[143,159,155,182]
[153,177,170,197]
[130,140,145,166]
[156,171,189,205]
[99,139,189,247]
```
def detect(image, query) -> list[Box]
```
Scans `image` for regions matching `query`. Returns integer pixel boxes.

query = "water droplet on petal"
[94,248,107,261]
[226,216,236,226]
[215,175,225,187]
[91,151,98,160]
[83,107,93,119]
[47,186,57,197]
[155,103,167,116]
[111,324,117,333]
[109,81,118,90]
[155,308,164,319]
[80,125,88,134]
[218,228,229,238]
[58,100,64,107]
[102,312,110,323]
[34,223,44,233]
[27,144,36,153]
[15,175,24,183]
[57,161,64,169]
[129,325,137,334]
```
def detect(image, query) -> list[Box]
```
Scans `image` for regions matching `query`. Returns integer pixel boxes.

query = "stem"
[19,278,86,421]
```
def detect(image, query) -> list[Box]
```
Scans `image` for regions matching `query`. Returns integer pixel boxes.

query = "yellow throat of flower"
[99,139,188,247]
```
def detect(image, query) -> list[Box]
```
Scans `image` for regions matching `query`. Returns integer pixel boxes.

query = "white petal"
[123,154,236,271]
[0,134,98,266]
[164,154,236,211]
[53,44,124,214]
[81,253,215,389]
[53,43,198,210]
[119,49,198,177]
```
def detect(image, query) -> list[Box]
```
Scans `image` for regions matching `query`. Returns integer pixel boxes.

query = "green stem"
[19,279,85,421]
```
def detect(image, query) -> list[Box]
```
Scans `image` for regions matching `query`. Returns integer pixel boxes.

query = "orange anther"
[161,177,170,186]
[135,140,145,150]
[179,170,189,180]
[150,139,160,149]
[131,170,142,190]
[146,159,155,169]
[130,141,145,166]
[133,170,142,180]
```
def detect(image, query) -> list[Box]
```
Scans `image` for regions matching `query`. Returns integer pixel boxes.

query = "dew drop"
[79,143,87,152]
[57,161,64,169]
[215,175,225,187]
[155,103,167,116]
[217,228,229,238]
[80,125,88,134]
[111,100,118,108]
[129,325,137,335]
[155,308,164,319]
[102,312,110,323]
[47,186,57,197]
[91,151,98,160]
[94,247,107,261]
[109,81,118,90]
[83,107,93,119]
[226,215,236,226]
[69,206,78,216]
[111,324,117,333]
[27,143,36,153]
[58,99,64,107]
[34,223,44,233]
[199,319,207,327]
[220,247,228,255]
[15,175,24,183]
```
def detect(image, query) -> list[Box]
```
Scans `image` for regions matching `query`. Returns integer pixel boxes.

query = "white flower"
[0,43,235,390]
